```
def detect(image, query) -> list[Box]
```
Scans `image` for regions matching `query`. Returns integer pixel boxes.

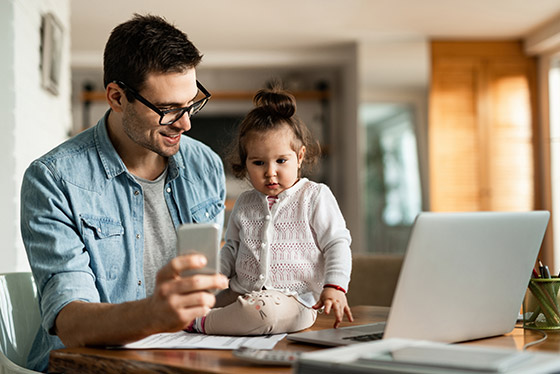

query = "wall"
[70,34,430,258]
[359,39,430,208]
[72,40,429,255]
[525,12,560,271]
[70,45,363,250]
[0,0,71,273]
[73,38,429,258]
[357,40,430,254]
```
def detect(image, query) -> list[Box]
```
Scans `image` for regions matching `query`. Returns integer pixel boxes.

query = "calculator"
[232,347,302,366]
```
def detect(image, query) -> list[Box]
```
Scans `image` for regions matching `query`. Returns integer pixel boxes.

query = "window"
[361,103,422,253]
[549,56,560,270]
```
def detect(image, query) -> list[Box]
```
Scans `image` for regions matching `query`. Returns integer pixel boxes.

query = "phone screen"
[176,223,221,276]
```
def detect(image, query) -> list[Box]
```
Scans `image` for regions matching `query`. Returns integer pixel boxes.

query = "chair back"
[0,272,41,370]
[346,254,404,307]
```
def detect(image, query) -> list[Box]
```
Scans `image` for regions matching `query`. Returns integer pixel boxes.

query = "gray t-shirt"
[135,168,177,296]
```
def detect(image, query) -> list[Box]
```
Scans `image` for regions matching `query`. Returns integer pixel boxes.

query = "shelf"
[209,90,330,101]
[81,89,330,103]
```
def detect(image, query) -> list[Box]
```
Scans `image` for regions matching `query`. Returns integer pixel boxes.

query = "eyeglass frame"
[113,80,211,126]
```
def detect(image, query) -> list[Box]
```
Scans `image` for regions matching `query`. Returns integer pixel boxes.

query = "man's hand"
[147,254,228,332]
[312,287,354,328]
[55,254,227,347]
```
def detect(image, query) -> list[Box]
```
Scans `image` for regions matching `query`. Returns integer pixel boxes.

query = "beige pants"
[203,289,317,335]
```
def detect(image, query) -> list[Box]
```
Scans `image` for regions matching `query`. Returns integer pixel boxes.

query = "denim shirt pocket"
[80,214,125,280]
[191,197,224,223]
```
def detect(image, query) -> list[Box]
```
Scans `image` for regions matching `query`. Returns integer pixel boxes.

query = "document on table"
[123,331,286,350]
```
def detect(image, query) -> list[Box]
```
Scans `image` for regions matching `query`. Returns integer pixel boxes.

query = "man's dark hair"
[103,14,202,96]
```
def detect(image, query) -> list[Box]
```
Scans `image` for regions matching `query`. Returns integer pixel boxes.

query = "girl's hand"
[312,287,354,328]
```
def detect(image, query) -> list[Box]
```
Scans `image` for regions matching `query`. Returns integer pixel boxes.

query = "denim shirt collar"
[93,110,183,182]
[168,148,184,182]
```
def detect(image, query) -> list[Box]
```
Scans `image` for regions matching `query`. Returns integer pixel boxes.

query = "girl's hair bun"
[227,79,321,179]
[253,87,296,119]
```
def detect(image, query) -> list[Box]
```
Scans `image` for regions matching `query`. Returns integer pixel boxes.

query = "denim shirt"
[20,111,225,372]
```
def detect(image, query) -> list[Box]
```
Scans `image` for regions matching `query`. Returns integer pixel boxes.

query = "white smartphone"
[176,223,221,276]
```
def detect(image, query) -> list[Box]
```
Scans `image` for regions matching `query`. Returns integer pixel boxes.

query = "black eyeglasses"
[114,80,211,126]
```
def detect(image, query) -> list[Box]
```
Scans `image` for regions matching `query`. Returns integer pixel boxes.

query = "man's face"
[121,69,198,158]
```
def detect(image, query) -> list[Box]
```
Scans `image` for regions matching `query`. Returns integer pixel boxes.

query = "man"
[20,14,227,372]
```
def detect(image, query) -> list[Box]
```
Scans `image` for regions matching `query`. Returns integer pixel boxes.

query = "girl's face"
[244,126,305,197]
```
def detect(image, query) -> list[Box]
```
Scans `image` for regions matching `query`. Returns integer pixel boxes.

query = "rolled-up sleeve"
[310,185,352,291]
[220,200,242,278]
[21,160,100,334]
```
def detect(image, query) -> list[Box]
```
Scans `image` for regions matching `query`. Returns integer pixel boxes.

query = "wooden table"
[48,306,560,374]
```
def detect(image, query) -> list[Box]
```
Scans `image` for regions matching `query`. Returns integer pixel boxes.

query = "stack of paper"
[294,338,560,374]
[123,331,286,350]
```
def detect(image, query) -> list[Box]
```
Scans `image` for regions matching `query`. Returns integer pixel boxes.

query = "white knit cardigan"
[220,178,352,307]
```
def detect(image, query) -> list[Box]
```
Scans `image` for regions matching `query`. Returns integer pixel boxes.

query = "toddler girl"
[188,85,353,335]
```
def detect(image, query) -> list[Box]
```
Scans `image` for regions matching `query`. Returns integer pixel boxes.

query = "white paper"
[123,331,286,350]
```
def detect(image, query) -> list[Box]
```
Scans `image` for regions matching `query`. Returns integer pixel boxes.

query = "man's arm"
[55,254,227,347]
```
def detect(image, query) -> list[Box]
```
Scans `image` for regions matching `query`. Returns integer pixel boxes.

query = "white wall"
[0,0,71,273]
[525,13,560,272]
[358,40,430,205]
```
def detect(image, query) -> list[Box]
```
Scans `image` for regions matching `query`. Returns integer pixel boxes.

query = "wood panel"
[429,41,538,214]
[486,62,534,211]
[429,59,481,211]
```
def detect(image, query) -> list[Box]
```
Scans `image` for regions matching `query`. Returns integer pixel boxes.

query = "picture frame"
[40,13,64,95]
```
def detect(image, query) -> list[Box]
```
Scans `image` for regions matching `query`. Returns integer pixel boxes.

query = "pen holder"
[523,278,560,330]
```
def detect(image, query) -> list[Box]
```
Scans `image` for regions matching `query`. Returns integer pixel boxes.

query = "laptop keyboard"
[342,332,384,342]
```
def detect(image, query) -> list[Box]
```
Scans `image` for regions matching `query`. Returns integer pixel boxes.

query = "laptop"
[287,211,550,346]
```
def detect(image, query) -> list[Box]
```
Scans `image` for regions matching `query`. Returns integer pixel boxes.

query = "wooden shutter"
[429,41,538,212]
